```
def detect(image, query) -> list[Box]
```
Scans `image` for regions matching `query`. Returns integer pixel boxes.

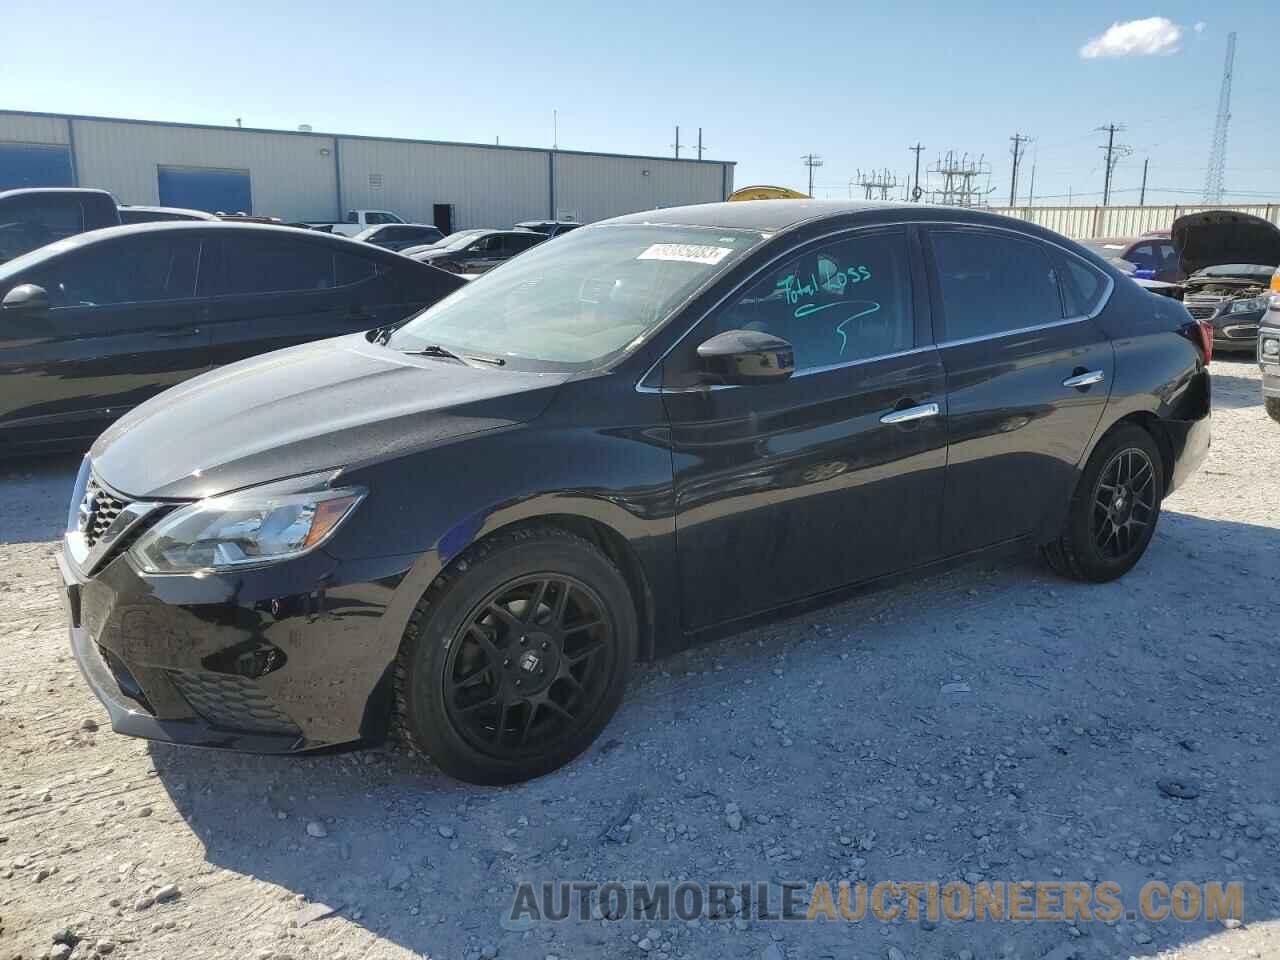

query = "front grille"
[1183,294,1225,320]
[79,475,128,548]
[167,670,300,737]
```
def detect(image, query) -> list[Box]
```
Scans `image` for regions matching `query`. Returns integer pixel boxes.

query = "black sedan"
[58,201,1211,784]
[0,221,463,452]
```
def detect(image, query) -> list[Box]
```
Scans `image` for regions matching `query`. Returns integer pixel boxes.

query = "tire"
[1267,396,1280,425]
[1041,424,1165,583]
[394,526,636,784]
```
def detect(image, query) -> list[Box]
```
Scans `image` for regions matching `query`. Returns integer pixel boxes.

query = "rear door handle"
[154,327,201,339]
[1063,369,1105,388]
[880,402,940,425]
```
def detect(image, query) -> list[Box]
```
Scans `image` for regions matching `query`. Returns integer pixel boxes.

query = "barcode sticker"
[637,243,733,265]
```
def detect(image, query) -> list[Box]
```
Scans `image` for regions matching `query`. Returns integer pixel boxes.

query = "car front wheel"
[1266,396,1280,425]
[395,526,636,784]
[1042,424,1165,583]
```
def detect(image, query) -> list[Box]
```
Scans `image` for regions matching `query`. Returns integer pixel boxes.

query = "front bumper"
[58,531,418,754]
[1261,324,1280,396]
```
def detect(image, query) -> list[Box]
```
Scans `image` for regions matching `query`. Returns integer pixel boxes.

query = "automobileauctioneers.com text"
[509,879,1243,925]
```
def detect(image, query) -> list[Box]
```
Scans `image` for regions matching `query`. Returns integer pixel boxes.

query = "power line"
[801,154,824,198]
[1096,123,1131,206]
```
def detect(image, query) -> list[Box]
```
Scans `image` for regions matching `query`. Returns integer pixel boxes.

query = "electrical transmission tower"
[1203,31,1236,203]
[908,142,926,201]
[926,152,994,207]
[801,154,824,197]
[855,168,898,200]
[1097,123,1131,206]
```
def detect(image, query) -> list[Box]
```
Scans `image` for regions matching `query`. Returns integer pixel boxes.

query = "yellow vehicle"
[727,185,809,201]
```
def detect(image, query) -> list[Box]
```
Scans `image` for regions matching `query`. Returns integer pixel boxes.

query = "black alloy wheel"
[1041,424,1164,583]
[395,527,636,784]
[1090,447,1157,561]
[443,575,615,758]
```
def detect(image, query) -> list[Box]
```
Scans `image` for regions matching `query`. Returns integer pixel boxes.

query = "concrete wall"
[0,111,735,229]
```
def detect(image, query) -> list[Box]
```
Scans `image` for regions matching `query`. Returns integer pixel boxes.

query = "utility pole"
[696,128,704,161]
[553,110,558,149]
[1027,162,1036,207]
[908,142,926,201]
[1009,133,1031,207]
[1139,157,1149,206]
[1097,123,1129,206]
[673,125,681,160]
[801,154,824,198]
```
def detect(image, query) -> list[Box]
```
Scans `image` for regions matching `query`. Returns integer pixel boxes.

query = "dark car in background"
[1173,210,1280,354]
[1258,268,1280,423]
[1081,235,1183,282]
[56,201,1210,785]
[409,228,545,274]
[0,188,121,264]
[352,223,446,252]
[0,222,463,452]
[119,205,217,224]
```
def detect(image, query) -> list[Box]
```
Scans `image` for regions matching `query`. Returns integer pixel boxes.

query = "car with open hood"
[1173,210,1280,354]
[56,200,1211,784]
[1259,267,1280,423]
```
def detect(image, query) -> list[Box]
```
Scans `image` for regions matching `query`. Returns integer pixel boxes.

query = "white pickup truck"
[305,209,409,237]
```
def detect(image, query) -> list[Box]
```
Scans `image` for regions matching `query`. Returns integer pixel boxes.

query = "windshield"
[439,230,488,251]
[387,224,763,369]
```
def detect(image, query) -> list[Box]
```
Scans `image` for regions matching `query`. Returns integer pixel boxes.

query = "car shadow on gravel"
[141,509,1280,960]
[0,453,82,544]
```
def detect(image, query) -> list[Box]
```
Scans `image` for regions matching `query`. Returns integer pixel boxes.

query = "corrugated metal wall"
[553,153,730,224]
[337,138,548,229]
[989,203,1280,239]
[0,111,734,229]
[70,118,337,220]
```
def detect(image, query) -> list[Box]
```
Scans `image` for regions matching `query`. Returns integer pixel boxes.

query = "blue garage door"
[0,142,75,190]
[157,166,252,214]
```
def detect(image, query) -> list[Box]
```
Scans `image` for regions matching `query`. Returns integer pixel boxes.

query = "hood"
[90,334,568,500]
[1172,210,1280,275]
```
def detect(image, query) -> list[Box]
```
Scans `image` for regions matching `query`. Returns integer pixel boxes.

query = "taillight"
[1196,318,1213,365]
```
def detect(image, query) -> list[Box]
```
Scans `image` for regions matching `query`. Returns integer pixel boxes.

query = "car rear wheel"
[395,526,636,784]
[1267,397,1280,425]
[1041,425,1164,583]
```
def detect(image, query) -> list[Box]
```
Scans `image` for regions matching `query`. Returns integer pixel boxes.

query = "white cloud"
[1079,17,1184,59]
[1193,21,1206,33]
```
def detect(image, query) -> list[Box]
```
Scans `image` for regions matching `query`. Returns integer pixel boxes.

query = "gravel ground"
[1,357,1277,960]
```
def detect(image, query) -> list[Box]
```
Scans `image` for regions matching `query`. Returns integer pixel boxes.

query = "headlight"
[130,477,365,574]
[1263,337,1280,359]
[1229,296,1267,314]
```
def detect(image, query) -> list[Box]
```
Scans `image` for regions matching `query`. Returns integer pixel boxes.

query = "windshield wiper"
[401,343,465,362]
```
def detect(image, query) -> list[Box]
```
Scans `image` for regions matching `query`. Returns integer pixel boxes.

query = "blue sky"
[3,0,1276,206]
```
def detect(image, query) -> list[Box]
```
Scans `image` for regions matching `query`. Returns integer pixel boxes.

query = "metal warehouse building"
[0,110,735,231]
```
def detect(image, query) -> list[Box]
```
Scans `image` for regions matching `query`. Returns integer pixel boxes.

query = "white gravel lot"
[1,357,1277,960]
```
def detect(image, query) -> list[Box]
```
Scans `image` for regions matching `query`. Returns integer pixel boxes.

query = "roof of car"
[603,199,976,232]
[0,220,404,279]
[0,187,116,201]
[121,205,217,220]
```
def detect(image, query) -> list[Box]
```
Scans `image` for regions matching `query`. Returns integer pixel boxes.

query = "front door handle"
[880,402,940,425]
[1063,369,1105,388]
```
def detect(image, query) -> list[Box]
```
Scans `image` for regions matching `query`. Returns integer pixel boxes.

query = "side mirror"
[1,284,50,315]
[695,329,795,386]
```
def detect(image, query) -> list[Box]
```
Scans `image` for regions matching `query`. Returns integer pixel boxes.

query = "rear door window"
[335,251,378,286]
[1054,252,1110,317]
[26,235,200,307]
[505,233,543,253]
[211,236,336,295]
[929,230,1064,341]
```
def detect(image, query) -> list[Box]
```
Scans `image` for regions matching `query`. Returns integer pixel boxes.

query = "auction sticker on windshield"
[637,243,734,265]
